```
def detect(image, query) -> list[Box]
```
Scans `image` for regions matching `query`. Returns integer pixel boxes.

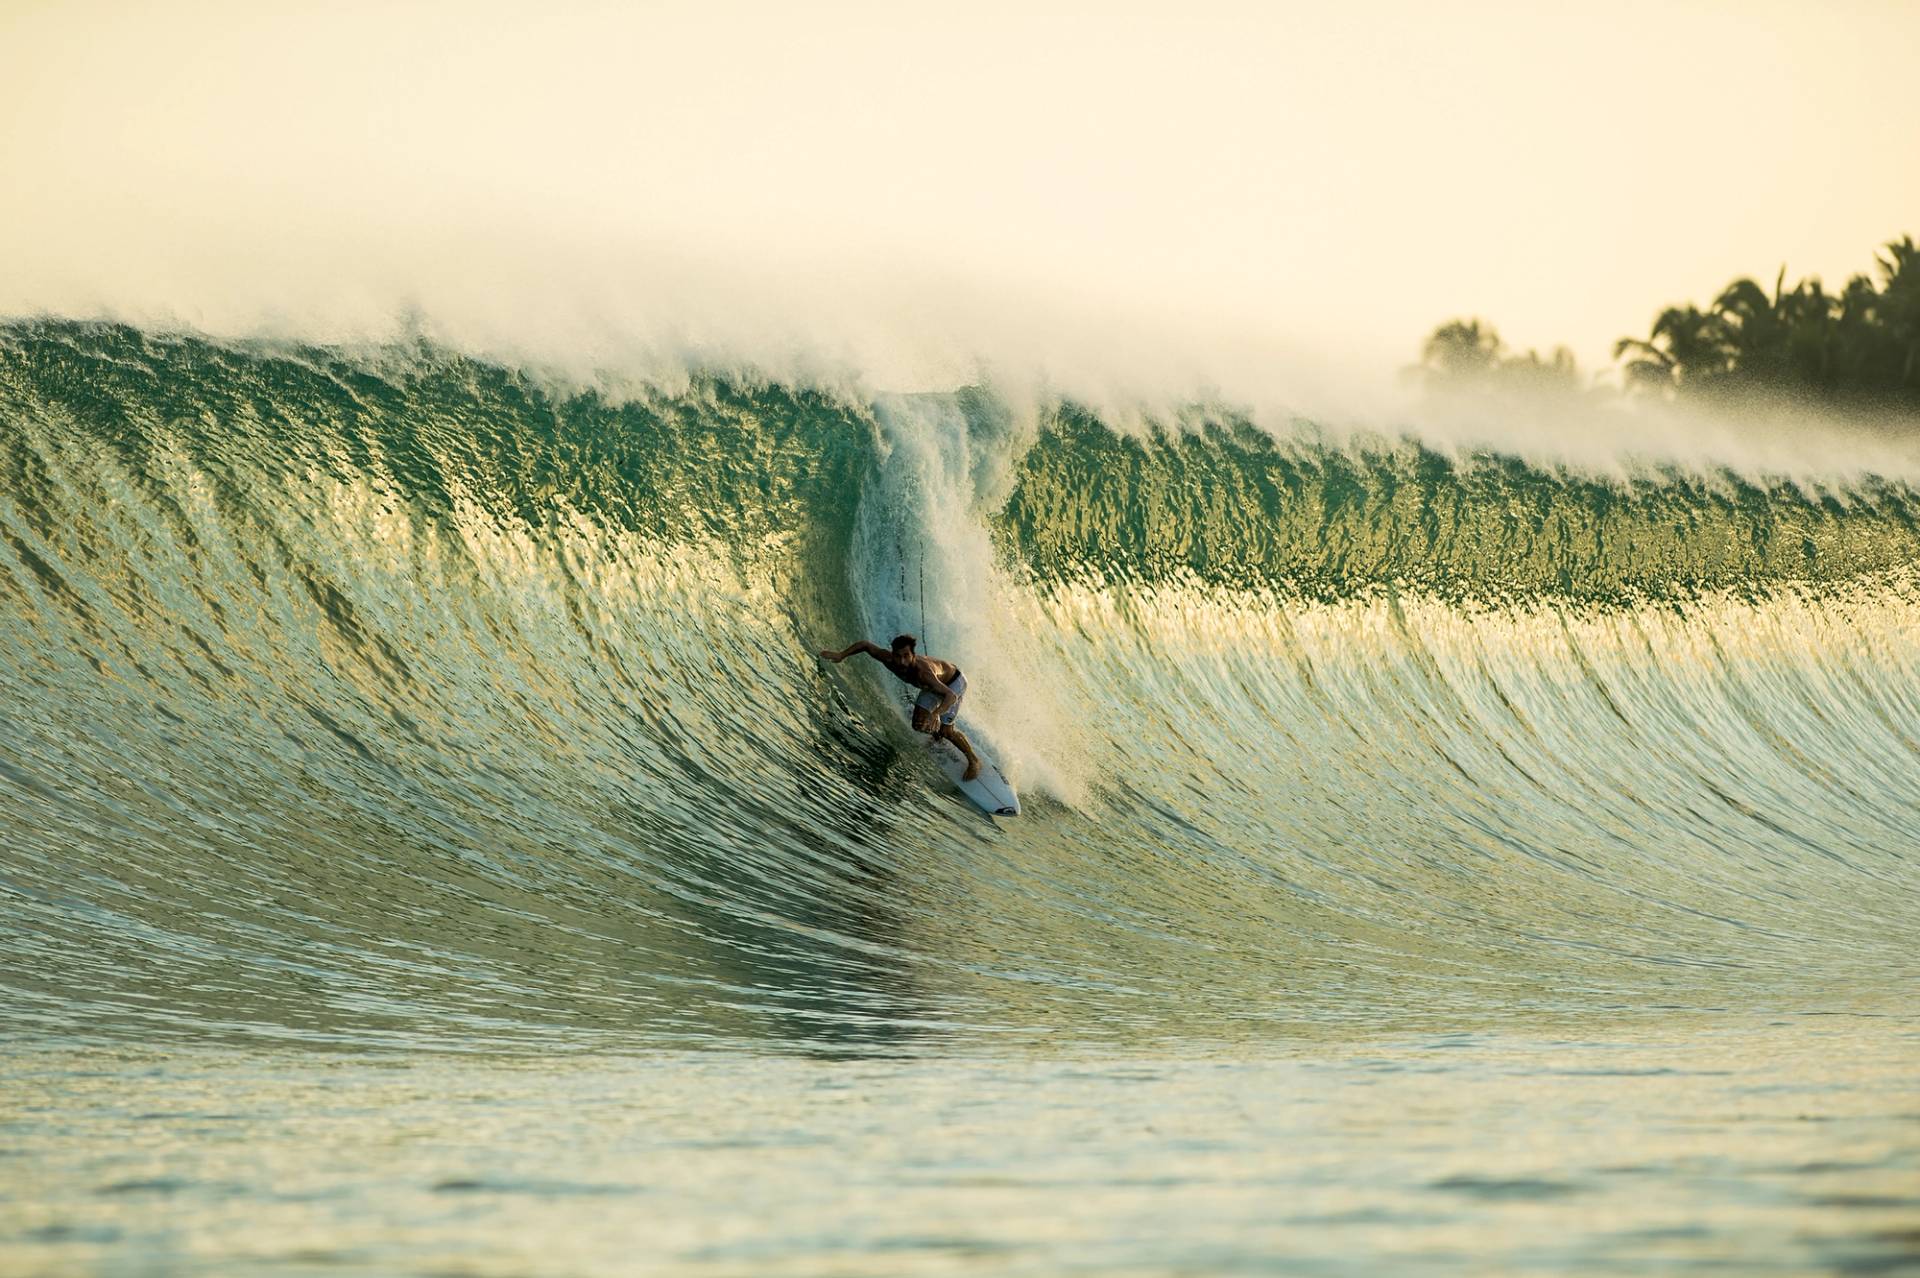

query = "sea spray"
[1,319,1917,1053]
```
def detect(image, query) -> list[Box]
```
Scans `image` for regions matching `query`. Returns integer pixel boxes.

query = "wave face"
[3,320,1918,1051]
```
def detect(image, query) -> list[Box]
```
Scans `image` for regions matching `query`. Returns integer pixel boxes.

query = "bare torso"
[881,653,961,691]
[817,639,980,779]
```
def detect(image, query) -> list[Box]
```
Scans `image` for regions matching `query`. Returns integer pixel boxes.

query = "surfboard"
[928,737,1020,817]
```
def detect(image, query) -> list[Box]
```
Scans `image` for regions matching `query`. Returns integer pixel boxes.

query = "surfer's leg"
[940,723,982,780]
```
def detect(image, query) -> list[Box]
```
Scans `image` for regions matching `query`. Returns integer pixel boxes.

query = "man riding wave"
[818,633,983,780]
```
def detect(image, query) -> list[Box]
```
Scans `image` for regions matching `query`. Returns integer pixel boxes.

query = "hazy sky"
[3,0,1916,397]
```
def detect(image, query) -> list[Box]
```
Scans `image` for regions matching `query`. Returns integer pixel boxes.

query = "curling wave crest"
[2,321,1916,1052]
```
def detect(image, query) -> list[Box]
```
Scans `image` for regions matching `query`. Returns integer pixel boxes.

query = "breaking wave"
[2,321,1917,1052]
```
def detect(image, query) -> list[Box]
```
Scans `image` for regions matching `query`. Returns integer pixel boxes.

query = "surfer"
[818,633,983,780]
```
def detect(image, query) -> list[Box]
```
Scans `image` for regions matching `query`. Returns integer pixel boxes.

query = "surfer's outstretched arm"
[819,641,884,663]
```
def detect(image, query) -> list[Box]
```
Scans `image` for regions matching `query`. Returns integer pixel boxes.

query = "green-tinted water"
[2,321,1916,1272]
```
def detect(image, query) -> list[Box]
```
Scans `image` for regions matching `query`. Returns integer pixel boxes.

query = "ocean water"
[1,321,1917,1274]
[5,1020,1918,1276]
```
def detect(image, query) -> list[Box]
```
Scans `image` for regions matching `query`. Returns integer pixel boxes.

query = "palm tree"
[1614,305,1731,392]
[1831,274,1883,386]
[1712,271,1791,383]
[1424,231,1920,414]
[1875,235,1920,390]
[1420,319,1506,381]
[1416,320,1586,397]
[1778,278,1838,388]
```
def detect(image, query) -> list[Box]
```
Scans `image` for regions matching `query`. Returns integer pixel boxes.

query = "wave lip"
[1000,408,1920,601]
[1,320,1916,1052]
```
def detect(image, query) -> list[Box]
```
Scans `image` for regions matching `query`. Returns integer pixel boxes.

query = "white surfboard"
[928,737,1020,817]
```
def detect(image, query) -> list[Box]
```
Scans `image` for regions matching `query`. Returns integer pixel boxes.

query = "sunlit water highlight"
[5,1020,1917,1276]
[2,322,1917,1272]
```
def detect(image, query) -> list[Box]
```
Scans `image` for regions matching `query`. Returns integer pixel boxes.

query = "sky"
[2,0,1916,404]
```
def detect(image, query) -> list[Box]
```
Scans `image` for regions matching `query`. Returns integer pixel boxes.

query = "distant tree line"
[1417,234,1920,413]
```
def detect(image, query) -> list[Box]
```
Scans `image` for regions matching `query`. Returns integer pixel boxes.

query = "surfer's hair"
[890,633,916,652]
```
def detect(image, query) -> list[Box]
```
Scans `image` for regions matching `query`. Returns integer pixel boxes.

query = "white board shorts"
[914,671,967,726]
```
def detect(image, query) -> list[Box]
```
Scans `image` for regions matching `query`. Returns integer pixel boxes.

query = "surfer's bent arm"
[819,640,885,663]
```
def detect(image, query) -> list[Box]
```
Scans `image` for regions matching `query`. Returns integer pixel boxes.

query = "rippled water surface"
[6,1019,1918,1276]
[3,323,1919,1273]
